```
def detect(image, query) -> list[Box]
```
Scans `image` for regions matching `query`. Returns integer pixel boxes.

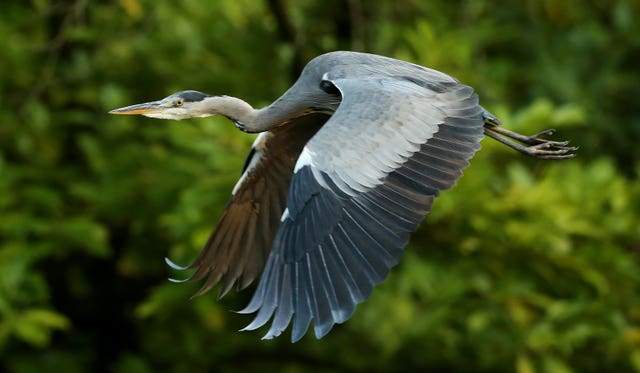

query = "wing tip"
[165,256,190,270]
[166,257,194,283]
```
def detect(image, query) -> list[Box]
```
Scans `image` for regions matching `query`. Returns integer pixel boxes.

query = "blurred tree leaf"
[12,309,70,348]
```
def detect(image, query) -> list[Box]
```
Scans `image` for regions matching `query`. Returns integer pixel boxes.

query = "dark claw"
[530,128,556,140]
[524,143,578,159]
[528,130,572,148]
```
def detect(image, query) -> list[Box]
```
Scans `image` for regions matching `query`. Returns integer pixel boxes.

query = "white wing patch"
[280,208,290,222]
[293,146,315,173]
[232,132,271,195]
[251,132,270,151]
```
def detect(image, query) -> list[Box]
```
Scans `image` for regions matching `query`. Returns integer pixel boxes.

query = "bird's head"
[109,90,212,120]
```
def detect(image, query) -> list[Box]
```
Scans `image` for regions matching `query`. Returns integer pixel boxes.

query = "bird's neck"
[202,92,318,133]
[200,96,288,133]
[200,95,257,124]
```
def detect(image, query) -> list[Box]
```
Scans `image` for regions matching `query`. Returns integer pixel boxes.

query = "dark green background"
[1,0,639,371]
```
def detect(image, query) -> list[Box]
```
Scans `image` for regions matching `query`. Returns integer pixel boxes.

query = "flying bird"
[110,51,575,342]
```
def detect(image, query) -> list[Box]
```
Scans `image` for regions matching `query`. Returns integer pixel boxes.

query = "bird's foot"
[484,125,577,159]
[519,139,577,159]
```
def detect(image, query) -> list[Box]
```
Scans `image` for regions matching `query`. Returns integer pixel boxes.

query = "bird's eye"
[175,99,184,107]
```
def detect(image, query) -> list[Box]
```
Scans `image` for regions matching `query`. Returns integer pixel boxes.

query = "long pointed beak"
[109,101,164,115]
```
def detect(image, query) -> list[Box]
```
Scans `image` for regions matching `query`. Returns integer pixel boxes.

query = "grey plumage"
[110,51,576,342]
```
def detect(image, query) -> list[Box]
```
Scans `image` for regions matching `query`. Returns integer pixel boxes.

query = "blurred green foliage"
[1,0,639,371]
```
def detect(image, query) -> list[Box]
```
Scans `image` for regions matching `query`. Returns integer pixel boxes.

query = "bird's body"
[110,51,575,342]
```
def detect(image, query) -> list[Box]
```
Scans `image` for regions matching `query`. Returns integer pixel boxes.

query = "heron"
[110,51,575,342]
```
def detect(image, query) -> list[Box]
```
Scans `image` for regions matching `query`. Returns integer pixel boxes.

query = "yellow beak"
[108,101,163,115]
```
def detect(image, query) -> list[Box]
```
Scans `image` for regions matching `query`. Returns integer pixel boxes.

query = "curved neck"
[200,95,290,132]
[198,95,257,124]
[201,90,321,132]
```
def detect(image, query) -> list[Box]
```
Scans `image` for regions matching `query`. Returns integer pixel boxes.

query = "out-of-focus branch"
[266,0,305,79]
[347,0,364,51]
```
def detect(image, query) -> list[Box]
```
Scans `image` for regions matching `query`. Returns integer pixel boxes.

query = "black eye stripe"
[179,90,209,102]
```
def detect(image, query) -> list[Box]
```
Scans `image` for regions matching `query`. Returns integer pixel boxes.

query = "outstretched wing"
[168,114,327,298]
[239,75,485,341]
